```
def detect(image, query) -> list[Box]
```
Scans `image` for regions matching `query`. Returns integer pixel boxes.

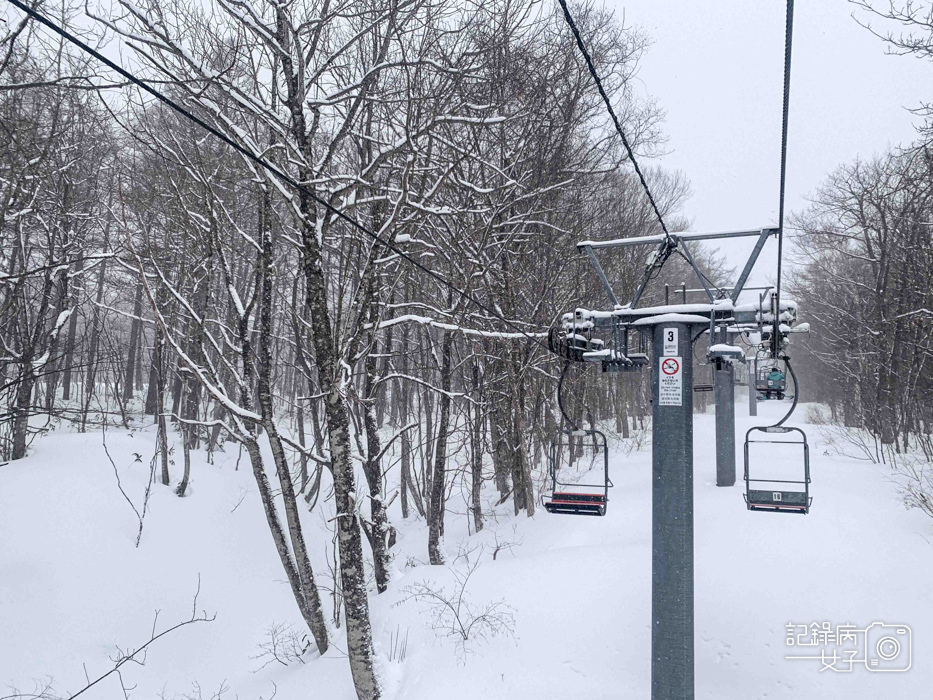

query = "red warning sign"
[659,356,683,406]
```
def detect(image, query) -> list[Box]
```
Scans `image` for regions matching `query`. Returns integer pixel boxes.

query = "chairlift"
[543,428,611,516]
[743,425,811,514]
[754,351,787,400]
[548,320,602,362]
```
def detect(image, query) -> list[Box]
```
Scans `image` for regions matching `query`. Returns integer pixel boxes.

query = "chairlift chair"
[743,426,811,514]
[755,351,787,400]
[544,428,610,516]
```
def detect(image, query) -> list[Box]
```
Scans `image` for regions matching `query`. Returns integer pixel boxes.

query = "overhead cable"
[556,0,672,242]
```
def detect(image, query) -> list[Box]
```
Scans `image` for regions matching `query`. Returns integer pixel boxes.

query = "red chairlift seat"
[543,429,610,517]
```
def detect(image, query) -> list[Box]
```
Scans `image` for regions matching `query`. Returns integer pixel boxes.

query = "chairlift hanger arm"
[577,227,777,251]
[580,244,620,307]
[731,227,775,303]
[676,242,715,302]
[630,239,672,308]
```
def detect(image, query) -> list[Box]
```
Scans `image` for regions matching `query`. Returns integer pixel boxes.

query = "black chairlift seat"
[743,425,811,514]
[582,320,650,373]
[548,325,603,362]
[545,492,607,516]
[544,429,610,516]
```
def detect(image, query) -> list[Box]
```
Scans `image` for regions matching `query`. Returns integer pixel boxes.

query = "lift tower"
[551,226,805,700]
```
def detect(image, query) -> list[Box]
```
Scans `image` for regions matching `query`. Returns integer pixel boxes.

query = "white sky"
[604,0,931,286]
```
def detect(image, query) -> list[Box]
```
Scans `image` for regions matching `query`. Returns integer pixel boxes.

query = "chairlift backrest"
[544,428,611,517]
[743,425,811,514]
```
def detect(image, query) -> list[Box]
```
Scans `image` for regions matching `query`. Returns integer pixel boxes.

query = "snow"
[376,314,547,340]
[31,309,73,369]
[2,403,932,699]
[630,312,711,326]
[581,301,735,319]
[733,298,798,313]
[708,344,745,356]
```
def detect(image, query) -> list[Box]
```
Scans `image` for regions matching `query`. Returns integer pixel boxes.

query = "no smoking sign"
[659,356,683,406]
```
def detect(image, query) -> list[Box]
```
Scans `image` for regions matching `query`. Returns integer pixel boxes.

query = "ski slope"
[1,401,931,699]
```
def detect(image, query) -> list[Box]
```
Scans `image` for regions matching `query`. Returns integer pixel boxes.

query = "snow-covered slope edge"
[2,402,931,700]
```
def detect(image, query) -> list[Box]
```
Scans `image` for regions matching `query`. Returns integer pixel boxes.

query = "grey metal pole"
[714,329,737,486]
[651,322,695,700]
[714,359,736,486]
[749,355,758,417]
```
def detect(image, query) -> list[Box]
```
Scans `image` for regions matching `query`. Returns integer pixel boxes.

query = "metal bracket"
[731,228,777,303]
[581,244,620,307]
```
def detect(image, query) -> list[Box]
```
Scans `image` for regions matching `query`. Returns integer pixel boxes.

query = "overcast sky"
[603,0,930,286]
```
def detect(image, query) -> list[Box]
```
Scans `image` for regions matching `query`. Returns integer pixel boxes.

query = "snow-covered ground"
[2,400,931,699]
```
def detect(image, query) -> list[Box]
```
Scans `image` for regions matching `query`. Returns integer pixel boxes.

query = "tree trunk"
[278,9,380,690]
[471,364,484,533]
[11,367,35,460]
[297,203,377,695]
[153,321,170,486]
[513,370,535,517]
[256,189,329,655]
[61,256,83,402]
[144,329,160,418]
[399,324,411,519]
[422,385,434,518]
[618,384,630,438]
[490,399,513,501]
[43,273,68,413]
[123,279,143,401]
[400,427,412,519]
[297,403,309,491]
[82,242,108,432]
[362,362,391,592]
[244,435,330,654]
[428,329,452,565]
[176,421,191,497]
